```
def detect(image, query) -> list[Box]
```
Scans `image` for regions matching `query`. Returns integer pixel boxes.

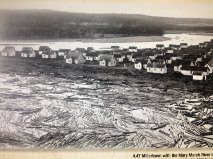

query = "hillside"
[0,10,213,39]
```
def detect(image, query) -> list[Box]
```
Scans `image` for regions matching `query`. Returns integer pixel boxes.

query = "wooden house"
[65,51,86,64]
[41,50,57,59]
[58,49,71,57]
[134,59,149,70]
[128,46,137,52]
[85,53,94,61]
[21,47,35,58]
[114,54,125,62]
[39,46,50,55]
[156,44,164,50]
[146,62,167,74]
[180,43,188,49]
[99,54,116,67]
[123,52,133,61]
[173,59,191,72]
[2,46,16,57]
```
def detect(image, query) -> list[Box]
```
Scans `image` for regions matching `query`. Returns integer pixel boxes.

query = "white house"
[156,44,164,50]
[146,63,167,74]
[99,54,116,67]
[21,47,35,58]
[128,46,137,52]
[65,51,86,64]
[114,54,125,62]
[50,51,57,59]
[1,46,16,57]
[58,49,70,57]
[180,43,188,49]
[134,59,149,70]
[193,72,206,81]
[85,53,94,61]
[39,46,50,55]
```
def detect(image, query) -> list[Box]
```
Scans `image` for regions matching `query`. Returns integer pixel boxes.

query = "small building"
[85,53,94,61]
[21,47,35,58]
[166,48,174,54]
[114,54,125,62]
[193,71,207,81]
[65,51,86,64]
[50,51,57,59]
[41,49,55,59]
[173,59,191,72]
[123,52,133,61]
[1,46,16,57]
[99,54,116,67]
[132,53,143,62]
[134,59,149,70]
[169,44,180,50]
[128,46,137,52]
[58,49,71,57]
[180,43,188,49]
[111,46,120,51]
[87,47,94,53]
[156,44,164,50]
[39,46,50,55]
[146,62,167,74]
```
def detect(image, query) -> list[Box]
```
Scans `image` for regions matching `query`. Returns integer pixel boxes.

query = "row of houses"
[1,39,213,81]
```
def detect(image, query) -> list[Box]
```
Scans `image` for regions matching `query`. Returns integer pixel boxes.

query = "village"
[1,39,213,81]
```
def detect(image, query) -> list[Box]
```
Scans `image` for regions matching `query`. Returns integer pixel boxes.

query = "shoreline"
[0,35,170,43]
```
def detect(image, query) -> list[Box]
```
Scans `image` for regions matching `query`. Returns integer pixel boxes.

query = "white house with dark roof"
[58,49,71,57]
[41,49,57,59]
[21,47,35,58]
[114,54,125,62]
[134,59,149,70]
[99,54,116,67]
[65,51,86,64]
[2,46,16,57]
[128,46,137,52]
[39,46,50,55]
[156,44,164,50]
[180,43,188,49]
[146,62,167,74]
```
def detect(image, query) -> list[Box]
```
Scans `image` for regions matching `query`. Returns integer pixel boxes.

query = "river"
[0,33,213,51]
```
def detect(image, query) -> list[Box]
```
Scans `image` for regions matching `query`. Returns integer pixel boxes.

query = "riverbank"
[0,35,170,44]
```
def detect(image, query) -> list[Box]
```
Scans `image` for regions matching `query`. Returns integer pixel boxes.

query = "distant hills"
[0,9,213,39]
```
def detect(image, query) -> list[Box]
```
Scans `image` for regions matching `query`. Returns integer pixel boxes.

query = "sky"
[0,0,213,19]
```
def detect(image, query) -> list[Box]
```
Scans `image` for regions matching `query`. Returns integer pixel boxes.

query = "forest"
[0,10,213,39]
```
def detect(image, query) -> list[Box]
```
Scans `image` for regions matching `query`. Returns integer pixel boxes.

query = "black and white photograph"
[0,0,213,151]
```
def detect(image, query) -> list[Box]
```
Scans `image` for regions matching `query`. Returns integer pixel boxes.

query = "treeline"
[0,10,212,39]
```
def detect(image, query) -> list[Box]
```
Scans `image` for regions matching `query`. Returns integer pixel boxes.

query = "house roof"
[39,46,49,51]
[172,59,191,66]
[22,47,34,53]
[114,54,122,58]
[59,49,71,52]
[129,46,137,49]
[3,46,15,52]
[66,51,82,59]
[99,54,114,61]
[43,49,55,55]
[181,66,208,72]
[156,44,164,47]
[147,63,166,68]
[135,59,149,64]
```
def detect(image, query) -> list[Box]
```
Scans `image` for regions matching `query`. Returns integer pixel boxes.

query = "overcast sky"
[1,0,213,18]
